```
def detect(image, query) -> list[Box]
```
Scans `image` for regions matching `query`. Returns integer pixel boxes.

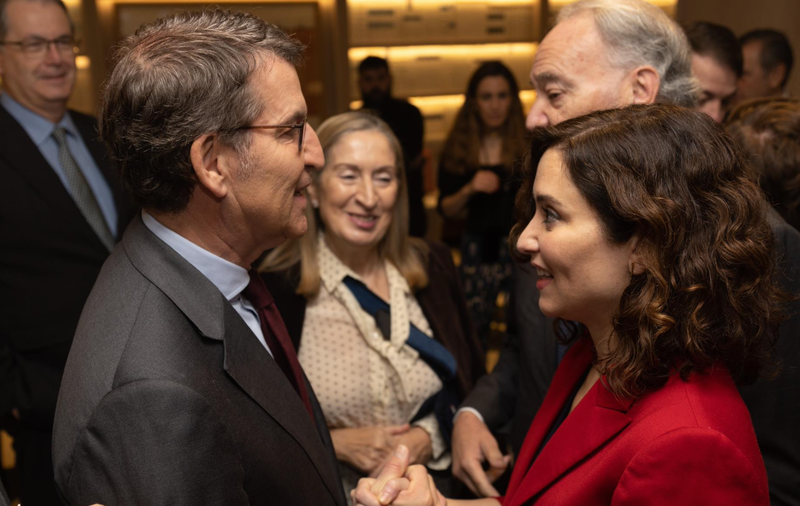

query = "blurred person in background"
[685,21,742,122]
[0,0,134,503]
[738,29,794,102]
[358,56,427,238]
[727,97,800,229]
[437,61,528,348]
[260,112,484,502]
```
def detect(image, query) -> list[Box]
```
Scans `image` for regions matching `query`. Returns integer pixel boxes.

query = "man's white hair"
[559,0,699,106]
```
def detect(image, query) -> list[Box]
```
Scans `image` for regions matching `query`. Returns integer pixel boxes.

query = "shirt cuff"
[453,406,485,425]
[412,413,451,470]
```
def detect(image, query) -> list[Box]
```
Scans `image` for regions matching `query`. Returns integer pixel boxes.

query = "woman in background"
[261,112,484,501]
[437,61,528,343]
[726,97,800,231]
[353,104,783,506]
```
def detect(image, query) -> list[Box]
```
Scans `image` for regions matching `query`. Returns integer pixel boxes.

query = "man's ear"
[190,133,228,199]
[630,65,660,105]
[767,63,787,91]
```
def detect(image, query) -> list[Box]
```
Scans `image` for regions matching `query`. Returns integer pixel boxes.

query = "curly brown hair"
[511,104,787,398]
[439,61,528,177]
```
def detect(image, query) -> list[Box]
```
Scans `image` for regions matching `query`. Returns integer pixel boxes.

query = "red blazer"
[502,337,769,506]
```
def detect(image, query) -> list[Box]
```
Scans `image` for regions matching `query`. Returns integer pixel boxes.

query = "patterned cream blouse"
[298,236,449,468]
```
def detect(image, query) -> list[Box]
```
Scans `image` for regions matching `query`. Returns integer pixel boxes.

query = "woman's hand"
[353,464,445,506]
[470,170,500,194]
[331,425,410,475]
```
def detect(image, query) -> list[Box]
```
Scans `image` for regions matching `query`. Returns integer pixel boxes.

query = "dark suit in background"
[740,209,800,506]
[53,216,346,505]
[0,104,134,504]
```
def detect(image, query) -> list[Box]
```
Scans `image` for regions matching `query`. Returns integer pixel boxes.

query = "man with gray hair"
[0,0,135,503]
[52,10,346,505]
[451,0,698,497]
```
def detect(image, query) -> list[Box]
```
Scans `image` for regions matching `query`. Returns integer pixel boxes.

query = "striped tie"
[52,127,115,252]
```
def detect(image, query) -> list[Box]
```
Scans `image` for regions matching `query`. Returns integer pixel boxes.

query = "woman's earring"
[311,199,319,209]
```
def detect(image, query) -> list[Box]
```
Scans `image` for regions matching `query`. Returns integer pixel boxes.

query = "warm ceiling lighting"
[349,42,537,62]
[549,0,674,5]
[352,89,536,112]
[349,0,535,5]
[106,0,312,3]
[75,55,91,70]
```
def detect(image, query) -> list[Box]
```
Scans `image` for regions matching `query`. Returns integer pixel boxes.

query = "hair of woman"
[439,60,528,177]
[261,112,428,296]
[726,97,800,231]
[510,103,786,399]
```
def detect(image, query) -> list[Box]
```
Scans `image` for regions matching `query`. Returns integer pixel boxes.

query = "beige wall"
[677,0,799,98]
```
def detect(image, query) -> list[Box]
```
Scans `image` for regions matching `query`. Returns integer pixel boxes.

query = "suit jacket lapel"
[505,337,633,506]
[0,106,110,252]
[222,308,344,505]
[123,216,344,505]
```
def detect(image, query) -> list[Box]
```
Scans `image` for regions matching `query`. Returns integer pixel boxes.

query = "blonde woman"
[260,112,484,500]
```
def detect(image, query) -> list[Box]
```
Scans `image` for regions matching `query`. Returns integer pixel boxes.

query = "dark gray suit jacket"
[52,215,347,506]
[462,209,800,506]
[0,105,135,430]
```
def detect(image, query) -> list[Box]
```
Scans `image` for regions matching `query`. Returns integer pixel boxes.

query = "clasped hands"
[351,444,446,506]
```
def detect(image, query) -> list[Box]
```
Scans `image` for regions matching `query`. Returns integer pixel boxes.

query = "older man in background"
[738,29,794,102]
[52,10,346,505]
[685,21,742,122]
[0,0,134,503]
[450,1,800,506]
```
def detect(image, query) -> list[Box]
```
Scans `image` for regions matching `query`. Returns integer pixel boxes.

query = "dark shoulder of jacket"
[423,240,455,280]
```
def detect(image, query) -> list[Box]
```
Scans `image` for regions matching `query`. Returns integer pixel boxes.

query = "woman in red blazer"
[353,104,787,506]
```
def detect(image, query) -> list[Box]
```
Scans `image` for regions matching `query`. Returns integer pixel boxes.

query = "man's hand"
[331,425,410,475]
[352,445,411,506]
[470,170,501,194]
[352,446,445,506]
[451,411,510,497]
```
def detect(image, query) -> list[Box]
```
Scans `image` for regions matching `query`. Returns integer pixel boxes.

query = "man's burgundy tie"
[243,269,315,424]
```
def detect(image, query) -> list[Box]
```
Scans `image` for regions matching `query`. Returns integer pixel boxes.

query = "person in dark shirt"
[437,61,528,346]
[358,56,427,237]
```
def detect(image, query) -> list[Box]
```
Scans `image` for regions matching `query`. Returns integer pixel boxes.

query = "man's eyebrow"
[280,110,307,124]
[533,72,574,90]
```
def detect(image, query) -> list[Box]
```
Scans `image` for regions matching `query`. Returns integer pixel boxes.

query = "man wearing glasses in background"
[0,0,134,503]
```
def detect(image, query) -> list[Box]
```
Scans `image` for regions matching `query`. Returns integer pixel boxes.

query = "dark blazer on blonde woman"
[501,337,769,506]
[262,241,485,403]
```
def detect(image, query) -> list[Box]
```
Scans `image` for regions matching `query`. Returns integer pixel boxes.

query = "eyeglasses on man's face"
[0,35,79,58]
[238,119,307,153]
